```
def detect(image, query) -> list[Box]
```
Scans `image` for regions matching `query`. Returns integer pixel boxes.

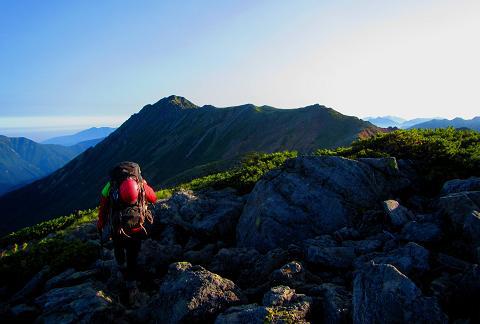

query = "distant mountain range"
[364,115,480,130]
[408,117,480,131]
[42,127,116,146]
[364,116,440,128]
[0,95,384,235]
[0,136,88,196]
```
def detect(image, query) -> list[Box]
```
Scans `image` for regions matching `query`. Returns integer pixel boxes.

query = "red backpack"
[108,161,153,239]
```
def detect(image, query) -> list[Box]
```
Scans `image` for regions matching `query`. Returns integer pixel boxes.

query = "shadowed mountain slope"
[0,136,86,196]
[0,95,382,235]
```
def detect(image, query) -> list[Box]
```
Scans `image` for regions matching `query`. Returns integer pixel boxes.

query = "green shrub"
[178,151,298,194]
[0,209,97,249]
[0,237,99,291]
[316,128,480,188]
[156,189,174,200]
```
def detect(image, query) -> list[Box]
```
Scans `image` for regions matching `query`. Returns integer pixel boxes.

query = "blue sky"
[1,0,479,139]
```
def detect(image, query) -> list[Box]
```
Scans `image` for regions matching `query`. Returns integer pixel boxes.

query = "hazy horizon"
[1,1,479,131]
[0,95,478,141]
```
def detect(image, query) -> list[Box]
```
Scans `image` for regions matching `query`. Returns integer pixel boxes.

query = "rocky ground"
[2,156,480,323]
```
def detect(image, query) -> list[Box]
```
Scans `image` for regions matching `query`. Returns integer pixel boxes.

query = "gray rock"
[436,253,472,271]
[305,246,356,269]
[262,286,294,306]
[463,210,480,246]
[214,304,268,324]
[209,248,261,279]
[262,286,312,323]
[157,189,244,241]
[11,266,50,303]
[35,282,123,323]
[262,285,310,307]
[9,303,38,321]
[303,235,338,248]
[451,265,480,311]
[437,191,480,232]
[215,285,312,324]
[354,242,430,275]
[441,177,480,195]
[44,268,99,291]
[401,221,443,243]
[333,227,361,241]
[311,283,352,324]
[184,243,217,265]
[342,239,383,254]
[237,156,410,252]
[270,261,305,287]
[475,247,480,264]
[358,157,399,176]
[353,262,448,324]
[156,225,182,246]
[238,248,291,287]
[95,259,117,274]
[150,262,246,323]
[137,239,182,270]
[383,200,414,227]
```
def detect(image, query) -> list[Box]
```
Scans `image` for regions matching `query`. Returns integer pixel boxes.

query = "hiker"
[96,161,157,303]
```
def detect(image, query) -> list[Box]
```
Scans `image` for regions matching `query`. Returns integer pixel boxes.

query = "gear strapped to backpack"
[107,161,153,239]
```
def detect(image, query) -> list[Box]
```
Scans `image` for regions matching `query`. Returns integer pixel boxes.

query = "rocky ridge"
[2,156,480,323]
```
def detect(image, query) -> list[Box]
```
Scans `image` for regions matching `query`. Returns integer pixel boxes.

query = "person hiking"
[96,161,157,304]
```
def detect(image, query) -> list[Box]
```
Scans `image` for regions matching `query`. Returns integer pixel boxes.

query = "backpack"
[107,161,152,239]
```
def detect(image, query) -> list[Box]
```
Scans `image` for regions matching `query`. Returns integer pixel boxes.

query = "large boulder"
[214,304,268,324]
[238,248,291,287]
[270,261,306,288]
[310,283,352,324]
[354,242,430,276]
[149,262,246,323]
[156,189,245,242]
[215,286,312,324]
[305,246,356,269]
[383,200,414,227]
[137,239,183,271]
[400,221,443,243]
[437,191,480,233]
[353,262,447,324]
[463,211,480,247]
[10,266,50,303]
[449,265,480,321]
[44,268,99,291]
[209,248,261,279]
[441,177,480,195]
[342,239,383,254]
[34,282,123,323]
[237,156,409,252]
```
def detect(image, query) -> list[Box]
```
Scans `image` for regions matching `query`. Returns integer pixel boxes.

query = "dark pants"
[113,236,142,281]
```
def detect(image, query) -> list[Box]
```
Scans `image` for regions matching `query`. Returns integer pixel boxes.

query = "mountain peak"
[154,95,198,109]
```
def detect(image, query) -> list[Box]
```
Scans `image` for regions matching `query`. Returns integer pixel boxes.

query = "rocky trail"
[2,156,480,323]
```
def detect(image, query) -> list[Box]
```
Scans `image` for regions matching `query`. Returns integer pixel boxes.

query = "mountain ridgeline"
[0,96,381,235]
[42,127,116,146]
[409,117,480,131]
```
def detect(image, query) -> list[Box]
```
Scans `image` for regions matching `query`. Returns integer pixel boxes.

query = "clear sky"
[1,0,479,137]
